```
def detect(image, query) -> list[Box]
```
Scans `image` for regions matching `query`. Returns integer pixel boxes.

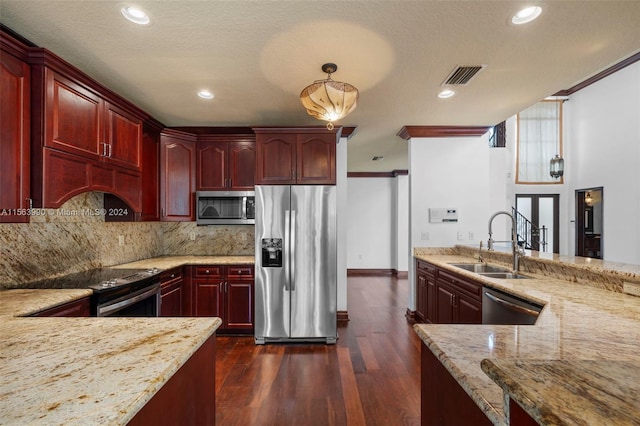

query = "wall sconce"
[585,191,594,206]
[300,63,358,130]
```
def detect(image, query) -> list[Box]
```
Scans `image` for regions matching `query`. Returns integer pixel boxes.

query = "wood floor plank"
[215,275,420,425]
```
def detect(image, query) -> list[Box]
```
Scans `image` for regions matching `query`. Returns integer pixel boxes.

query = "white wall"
[408,133,504,309]
[501,61,640,264]
[347,177,394,269]
[565,61,640,264]
[336,136,348,312]
[346,174,409,271]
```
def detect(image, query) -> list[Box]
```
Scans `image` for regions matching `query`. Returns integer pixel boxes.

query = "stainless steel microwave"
[196,191,255,225]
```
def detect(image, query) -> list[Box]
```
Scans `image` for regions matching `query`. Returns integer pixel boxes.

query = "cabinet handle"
[228,178,232,188]
[108,144,113,158]
[205,269,210,274]
[225,282,228,293]
[102,142,107,156]
[26,198,33,209]
[171,273,175,278]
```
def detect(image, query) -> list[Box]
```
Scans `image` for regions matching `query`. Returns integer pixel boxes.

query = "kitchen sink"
[447,263,510,273]
[478,272,531,279]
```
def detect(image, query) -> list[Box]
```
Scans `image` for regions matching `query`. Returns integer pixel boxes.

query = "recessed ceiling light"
[438,89,456,99]
[198,90,214,100]
[511,6,542,25]
[121,6,150,25]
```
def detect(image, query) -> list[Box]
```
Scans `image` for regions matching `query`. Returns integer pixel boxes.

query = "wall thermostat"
[429,208,458,223]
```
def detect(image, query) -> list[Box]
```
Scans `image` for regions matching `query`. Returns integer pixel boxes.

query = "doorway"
[515,194,560,253]
[576,187,603,259]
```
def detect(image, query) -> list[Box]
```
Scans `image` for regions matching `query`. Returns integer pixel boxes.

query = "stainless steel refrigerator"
[254,185,337,344]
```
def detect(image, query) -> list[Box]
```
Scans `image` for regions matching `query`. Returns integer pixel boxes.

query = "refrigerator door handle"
[290,210,296,292]
[284,210,291,291]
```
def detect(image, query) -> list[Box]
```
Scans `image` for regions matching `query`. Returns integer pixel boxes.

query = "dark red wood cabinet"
[196,138,255,191]
[421,345,492,426]
[160,130,196,221]
[415,260,482,325]
[0,37,31,223]
[253,127,339,185]
[139,124,160,221]
[30,297,91,317]
[29,49,146,213]
[192,264,254,333]
[160,267,184,317]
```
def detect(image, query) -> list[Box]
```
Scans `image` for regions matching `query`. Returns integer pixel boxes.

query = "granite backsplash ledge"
[0,222,164,286]
[162,222,254,256]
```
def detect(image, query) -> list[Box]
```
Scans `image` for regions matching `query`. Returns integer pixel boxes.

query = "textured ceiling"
[1,1,639,171]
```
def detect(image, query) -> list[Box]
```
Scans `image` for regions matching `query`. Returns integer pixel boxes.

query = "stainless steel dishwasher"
[482,287,543,325]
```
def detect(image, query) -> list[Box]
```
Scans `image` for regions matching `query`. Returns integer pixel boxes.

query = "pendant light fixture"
[549,99,564,179]
[300,63,359,130]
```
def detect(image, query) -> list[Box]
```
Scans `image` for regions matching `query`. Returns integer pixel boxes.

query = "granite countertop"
[0,288,93,317]
[412,247,640,425]
[0,255,243,424]
[0,316,221,425]
[111,255,255,270]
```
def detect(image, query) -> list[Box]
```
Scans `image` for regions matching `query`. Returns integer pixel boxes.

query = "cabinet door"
[255,133,296,184]
[436,283,455,324]
[416,272,427,322]
[426,274,437,324]
[160,281,183,317]
[104,102,142,171]
[140,126,160,221]
[193,280,223,317]
[160,134,196,221]
[225,281,254,329]
[228,142,255,190]
[456,292,482,324]
[196,142,227,190]
[0,51,30,222]
[45,69,102,161]
[31,297,91,317]
[296,133,336,184]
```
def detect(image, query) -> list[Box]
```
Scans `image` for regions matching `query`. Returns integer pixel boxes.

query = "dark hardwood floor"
[216,275,421,425]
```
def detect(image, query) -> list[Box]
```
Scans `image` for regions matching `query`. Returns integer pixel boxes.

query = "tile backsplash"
[0,193,254,287]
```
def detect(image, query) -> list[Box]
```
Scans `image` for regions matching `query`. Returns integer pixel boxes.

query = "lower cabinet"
[128,333,216,425]
[421,344,492,425]
[30,297,91,317]
[160,267,184,317]
[415,260,482,324]
[192,264,254,333]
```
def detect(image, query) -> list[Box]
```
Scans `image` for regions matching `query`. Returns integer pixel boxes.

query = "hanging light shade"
[550,154,564,179]
[300,63,358,130]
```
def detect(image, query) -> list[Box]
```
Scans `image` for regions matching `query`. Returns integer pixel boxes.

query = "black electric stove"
[23,267,163,316]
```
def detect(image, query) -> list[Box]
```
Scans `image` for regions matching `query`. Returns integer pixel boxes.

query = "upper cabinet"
[160,130,196,221]
[0,34,31,223]
[29,48,147,213]
[196,136,255,191]
[253,127,340,185]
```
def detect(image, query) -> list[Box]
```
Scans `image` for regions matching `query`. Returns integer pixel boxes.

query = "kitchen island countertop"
[413,247,640,425]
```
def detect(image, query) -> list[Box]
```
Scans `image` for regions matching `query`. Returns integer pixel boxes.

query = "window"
[516,100,563,183]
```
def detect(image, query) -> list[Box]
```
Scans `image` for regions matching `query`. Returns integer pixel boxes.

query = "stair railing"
[512,207,548,252]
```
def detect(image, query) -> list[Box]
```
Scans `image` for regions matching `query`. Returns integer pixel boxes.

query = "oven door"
[96,283,161,317]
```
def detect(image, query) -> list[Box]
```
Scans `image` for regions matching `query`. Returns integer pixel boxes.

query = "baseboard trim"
[347,269,408,277]
[337,310,349,324]
[405,308,416,323]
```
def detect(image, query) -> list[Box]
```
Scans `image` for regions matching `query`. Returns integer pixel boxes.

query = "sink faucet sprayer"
[487,211,524,273]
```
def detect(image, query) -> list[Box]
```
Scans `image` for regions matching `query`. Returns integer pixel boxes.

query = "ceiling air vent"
[442,65,486,86]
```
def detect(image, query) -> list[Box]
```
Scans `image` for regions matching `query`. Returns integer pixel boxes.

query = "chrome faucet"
[487,211,523,273]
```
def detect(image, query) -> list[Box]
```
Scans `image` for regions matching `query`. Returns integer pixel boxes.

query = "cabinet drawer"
[227,265,254,279]
[161,267,183,284]
[416,260,436,276]
[194,265,224,278]
[437,270,482,300]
